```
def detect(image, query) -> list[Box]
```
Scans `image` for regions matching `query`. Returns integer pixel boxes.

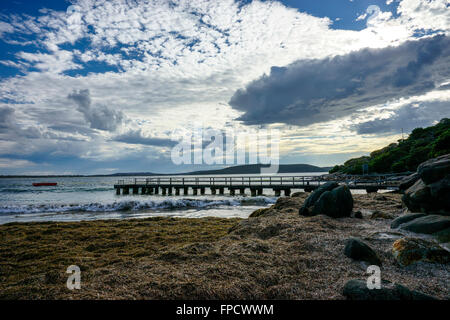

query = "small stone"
[344,237,382,266]
[370,231,403,240]
[353,211,363,219]
[370,210,393,220]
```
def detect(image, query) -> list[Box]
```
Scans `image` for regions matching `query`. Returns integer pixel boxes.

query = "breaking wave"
[0,197,276,215]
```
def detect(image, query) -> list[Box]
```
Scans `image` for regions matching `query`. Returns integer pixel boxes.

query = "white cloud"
[0,0,449,172]
[0,21,14,36]
[356,13,367,21]
[18,50,81,74]
[397,0,450,32]
[0,158,35,168]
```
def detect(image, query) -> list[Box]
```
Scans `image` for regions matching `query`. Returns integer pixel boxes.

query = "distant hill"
[113,163,331,176]
[179,164,330,175]
[0,163,331,178]
[330,118,450,175]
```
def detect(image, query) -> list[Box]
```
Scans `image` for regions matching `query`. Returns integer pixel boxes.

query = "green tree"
[431,129,450,157]
[330,118,450,174]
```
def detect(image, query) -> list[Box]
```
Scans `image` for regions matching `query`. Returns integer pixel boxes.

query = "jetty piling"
[114,175,402,197]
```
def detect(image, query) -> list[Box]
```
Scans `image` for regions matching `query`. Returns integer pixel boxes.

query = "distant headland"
[0,163,332,178]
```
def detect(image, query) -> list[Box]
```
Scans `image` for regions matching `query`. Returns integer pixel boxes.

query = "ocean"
[0,173,326,224]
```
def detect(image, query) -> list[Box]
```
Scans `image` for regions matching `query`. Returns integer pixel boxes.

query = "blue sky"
[0,0,398,79]
[0,0,449,174]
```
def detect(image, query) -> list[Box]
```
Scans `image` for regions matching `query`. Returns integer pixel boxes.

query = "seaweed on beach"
[0,193,448,300]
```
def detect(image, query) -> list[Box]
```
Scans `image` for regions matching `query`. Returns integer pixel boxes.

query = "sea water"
[0,173,325,224]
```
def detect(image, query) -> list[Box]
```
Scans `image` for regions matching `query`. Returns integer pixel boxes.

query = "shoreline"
[0,196,276,225]
[0,193,448,299]
[0,189,395,225]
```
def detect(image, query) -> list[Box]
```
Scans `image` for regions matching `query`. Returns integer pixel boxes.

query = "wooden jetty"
[114,175,403,196]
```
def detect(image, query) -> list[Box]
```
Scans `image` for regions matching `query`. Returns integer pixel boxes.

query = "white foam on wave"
[0,197,276,215]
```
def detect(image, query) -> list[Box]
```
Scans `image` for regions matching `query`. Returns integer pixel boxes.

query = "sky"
[0,0,449,175]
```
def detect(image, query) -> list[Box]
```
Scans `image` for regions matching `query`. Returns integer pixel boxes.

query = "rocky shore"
[0,155,448,300]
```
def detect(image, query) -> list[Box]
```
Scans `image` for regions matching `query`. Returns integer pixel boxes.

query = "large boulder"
[399,215,450,234]
[402,154,450,215]
[299,182,338,216]
[392,237,450,266]
[343,279,436,300]
[434,228,450,243]
[391,213,427,229]
[428,175,450,215]
[399,173,420,192]
[299,183,353,218]
[417,154,450,184]
[344,238,382,266]
[402,179,432,212]
[312,185,353,218]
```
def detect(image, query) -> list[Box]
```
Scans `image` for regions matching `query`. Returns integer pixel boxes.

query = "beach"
[1,192,448,300]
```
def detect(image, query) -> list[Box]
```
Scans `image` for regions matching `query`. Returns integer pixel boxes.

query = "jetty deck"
[114,175,403,196]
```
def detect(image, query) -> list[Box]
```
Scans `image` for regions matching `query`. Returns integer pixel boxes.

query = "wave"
[0,186,114,194]
[0,188,30,193]
[0,197,276,215]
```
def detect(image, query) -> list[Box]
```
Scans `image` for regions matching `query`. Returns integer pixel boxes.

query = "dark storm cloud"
[229,35,450,126]
[112,129,177,147]
[351,101,450,134]
[68,89,125,131]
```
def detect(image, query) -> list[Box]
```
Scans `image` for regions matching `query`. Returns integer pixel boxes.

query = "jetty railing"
[116,175,334,187]
[114,174,403,196]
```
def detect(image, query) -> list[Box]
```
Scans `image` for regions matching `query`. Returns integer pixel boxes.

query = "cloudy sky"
[0,0,449,175]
